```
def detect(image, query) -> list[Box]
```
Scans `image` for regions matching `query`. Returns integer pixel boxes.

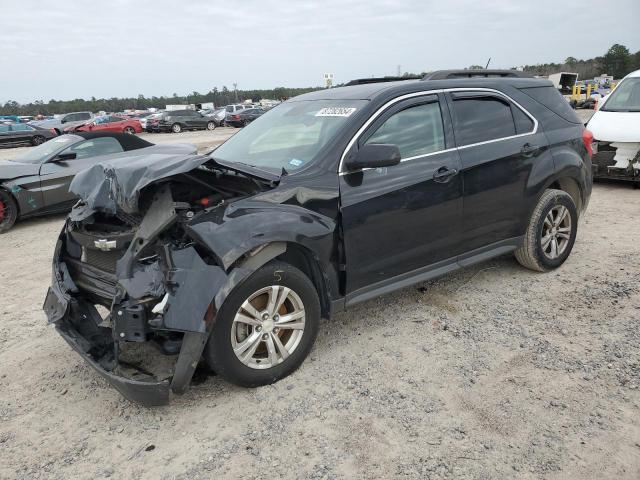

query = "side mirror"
[344,144,401,171]
[54,152,77,162]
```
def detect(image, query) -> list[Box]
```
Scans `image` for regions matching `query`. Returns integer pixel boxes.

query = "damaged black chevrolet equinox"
[44,70,593,406]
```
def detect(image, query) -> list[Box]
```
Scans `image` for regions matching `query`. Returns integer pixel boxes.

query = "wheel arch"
[275,242,332,320]
[0,185,20,217]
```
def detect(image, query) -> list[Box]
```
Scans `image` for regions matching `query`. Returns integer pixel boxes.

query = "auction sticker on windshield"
[315,107,357,117]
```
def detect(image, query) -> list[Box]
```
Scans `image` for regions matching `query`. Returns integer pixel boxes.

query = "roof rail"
[422,69,533,80]
[344,76,421,86]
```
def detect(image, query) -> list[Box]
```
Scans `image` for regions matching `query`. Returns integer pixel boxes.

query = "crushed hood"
[588,110,640,143]
[70,150,210,214]
[0,159,40,181]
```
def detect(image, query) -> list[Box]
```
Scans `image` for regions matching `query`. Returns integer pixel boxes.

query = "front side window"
[451,96,516,146]
[364,102,445,159]
[61,137,124,159]
[10,124,34,132]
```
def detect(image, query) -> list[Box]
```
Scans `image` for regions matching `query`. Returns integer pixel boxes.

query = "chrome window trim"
[338,87,539,175]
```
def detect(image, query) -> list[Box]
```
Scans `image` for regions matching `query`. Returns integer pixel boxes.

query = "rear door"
[340,94,463,297]
[39,137,125,210]
[446,90,547,251]
[8,124,33,145]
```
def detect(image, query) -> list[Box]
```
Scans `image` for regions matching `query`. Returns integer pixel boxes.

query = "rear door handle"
[521,143,539,155]
[433,166,458,183]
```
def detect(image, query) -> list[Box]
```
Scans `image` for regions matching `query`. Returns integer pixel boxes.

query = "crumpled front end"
[591,141,640,182]
[43,159,278,406]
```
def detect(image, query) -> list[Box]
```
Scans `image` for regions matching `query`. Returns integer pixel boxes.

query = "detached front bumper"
[44,278,172,406]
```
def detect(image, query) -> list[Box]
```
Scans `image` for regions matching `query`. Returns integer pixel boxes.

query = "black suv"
[44,70,593,405]
[149,110,216,133]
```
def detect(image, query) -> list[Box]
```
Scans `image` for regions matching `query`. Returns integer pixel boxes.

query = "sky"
[1,0,639,104]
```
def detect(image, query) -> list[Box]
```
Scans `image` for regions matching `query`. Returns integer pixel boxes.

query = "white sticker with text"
[315,107,357,117]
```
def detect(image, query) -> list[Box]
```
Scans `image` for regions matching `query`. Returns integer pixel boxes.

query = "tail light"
[232,114,240,120]
[49,129,57,135]
[582,129,594,158]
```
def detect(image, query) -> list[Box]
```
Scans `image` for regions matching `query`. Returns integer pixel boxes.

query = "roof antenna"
[485,57,491,69]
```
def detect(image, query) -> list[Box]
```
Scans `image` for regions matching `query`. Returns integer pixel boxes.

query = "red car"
[66,115,142,134]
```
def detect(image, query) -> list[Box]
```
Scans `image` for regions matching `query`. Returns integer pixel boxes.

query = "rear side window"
[78,113,92,121]
[364,102,445,159]
[0,125,10,133]
[451,97,516,146]
[519,86,580,123]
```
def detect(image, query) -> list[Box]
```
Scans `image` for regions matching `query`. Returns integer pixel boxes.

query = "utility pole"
[233,83,238,102]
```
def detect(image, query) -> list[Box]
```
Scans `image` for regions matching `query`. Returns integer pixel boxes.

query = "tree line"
[2,43,639,116]
[0,86,320,116]
[518,44,640,81]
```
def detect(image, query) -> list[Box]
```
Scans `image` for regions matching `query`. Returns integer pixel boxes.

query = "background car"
[0,132,196,232]
[65,115,142,134]
[587,69,640,184]
[142,112,162,131]
[149,110,216,133]
[0,123,57,148]
[225,107,266,127]
[29,112,94,134]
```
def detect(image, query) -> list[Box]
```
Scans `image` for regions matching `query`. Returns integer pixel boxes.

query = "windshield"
[213,100,367,172]
[601,77,640,112]
[11,135,81,164]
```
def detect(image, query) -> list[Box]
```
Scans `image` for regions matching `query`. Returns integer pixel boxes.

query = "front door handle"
[521,143,539,155]
[433,166,458,183]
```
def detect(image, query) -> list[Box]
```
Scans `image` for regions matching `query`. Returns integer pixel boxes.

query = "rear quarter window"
[519,86,581,124]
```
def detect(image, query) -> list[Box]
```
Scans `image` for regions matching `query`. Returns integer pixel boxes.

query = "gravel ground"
[2,112,639,479]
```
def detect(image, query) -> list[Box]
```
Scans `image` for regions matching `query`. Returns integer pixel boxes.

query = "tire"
[515,189,578,272]
[0,190,18,234]
[206,121,216,131]
[31,135,45,146]
[171,123,182,133]
[123,126,135,135]
[204,261,320,387]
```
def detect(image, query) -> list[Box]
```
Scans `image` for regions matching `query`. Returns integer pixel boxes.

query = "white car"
[587,69,640,183]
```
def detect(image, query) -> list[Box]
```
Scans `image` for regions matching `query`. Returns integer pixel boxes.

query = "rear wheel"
[206,121,216,130]
[515,189,578,272]
[204,261,320,387]
[123,126,135,135]
[0,190,18,234]
[31,135,45,146]
[171,123,182,133]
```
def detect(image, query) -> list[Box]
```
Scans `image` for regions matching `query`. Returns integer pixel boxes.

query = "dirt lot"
[2,116,640,479]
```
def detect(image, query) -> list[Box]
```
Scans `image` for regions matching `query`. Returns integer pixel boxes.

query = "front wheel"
[515,189,578,272]
[123,126,136,135]
[0,190,18,234]
[31,135,45,146]
[204,261,320,387]
[206,121,216,130]
[171,123,182,133]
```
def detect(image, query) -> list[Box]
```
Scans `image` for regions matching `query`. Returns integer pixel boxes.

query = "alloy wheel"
[124,127,135,134]
[540,205,572,259]
[231,285,306,370]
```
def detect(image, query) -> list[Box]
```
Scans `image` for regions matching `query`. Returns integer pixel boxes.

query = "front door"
[339,94,463,298]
